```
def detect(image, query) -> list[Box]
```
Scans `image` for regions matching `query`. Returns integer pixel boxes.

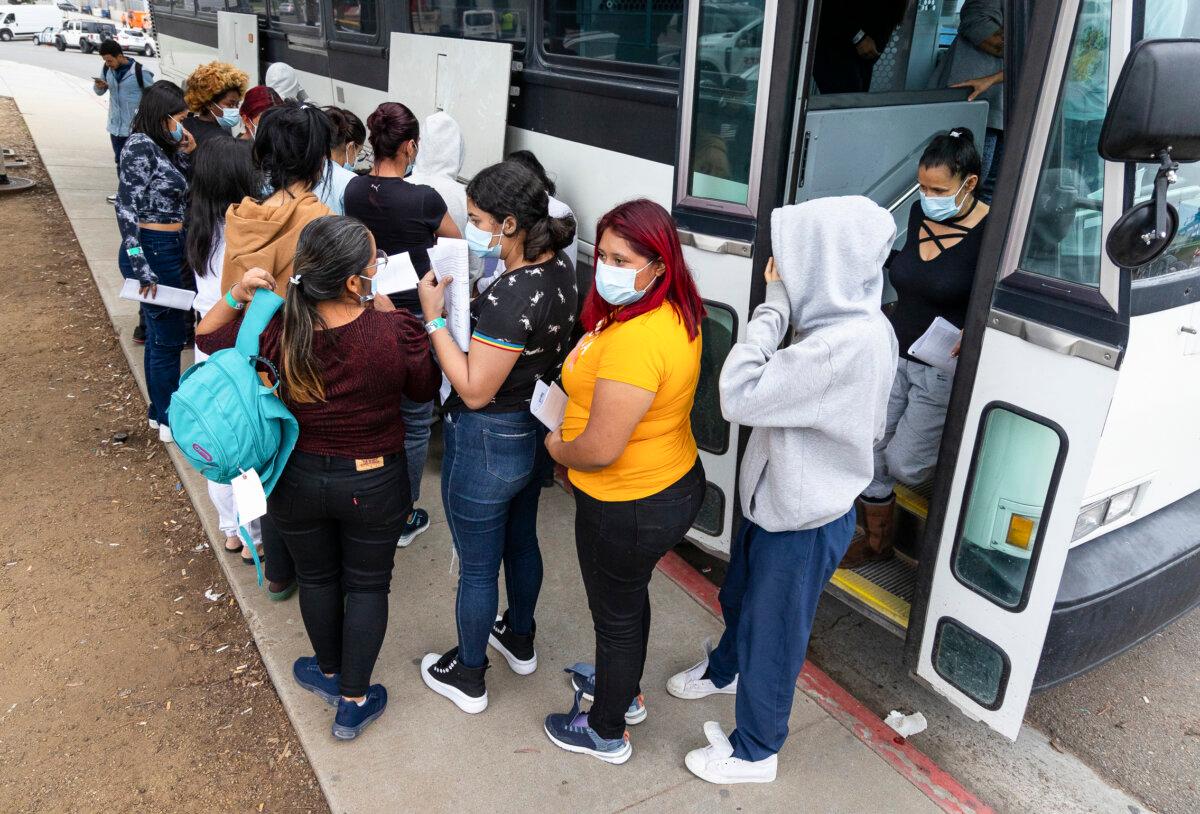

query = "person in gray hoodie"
[668,196,898,785]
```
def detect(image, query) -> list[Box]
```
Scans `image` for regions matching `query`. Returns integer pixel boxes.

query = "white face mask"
[595,259,655,306]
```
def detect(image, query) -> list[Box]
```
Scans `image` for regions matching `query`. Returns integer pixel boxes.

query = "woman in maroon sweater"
[197,215,438,740]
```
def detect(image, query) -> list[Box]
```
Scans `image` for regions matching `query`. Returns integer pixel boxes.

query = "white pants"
[195,343,262,546]
[864,359,954,499]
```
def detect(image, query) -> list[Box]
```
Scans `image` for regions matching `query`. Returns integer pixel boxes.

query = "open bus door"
[218,11,259,86]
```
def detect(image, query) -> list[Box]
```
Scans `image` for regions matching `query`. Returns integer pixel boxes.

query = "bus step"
[895,481,934,520]
[827,556,918,638]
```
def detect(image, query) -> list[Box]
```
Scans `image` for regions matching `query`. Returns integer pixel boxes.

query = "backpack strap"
[234,288,285,359]
[134,61,144,90]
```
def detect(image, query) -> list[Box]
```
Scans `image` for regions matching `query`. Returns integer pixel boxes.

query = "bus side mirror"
[1099,39,1200,268]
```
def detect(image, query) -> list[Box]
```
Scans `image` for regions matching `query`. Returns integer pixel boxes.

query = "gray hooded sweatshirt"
[408,111,482,282]
[720,196,899,533]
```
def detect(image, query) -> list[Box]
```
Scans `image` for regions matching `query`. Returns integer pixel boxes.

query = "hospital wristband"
[225,287,246,310]
[424,317,447,335]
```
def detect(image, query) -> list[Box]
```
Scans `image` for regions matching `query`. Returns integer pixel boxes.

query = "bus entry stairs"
[0,59,992,814]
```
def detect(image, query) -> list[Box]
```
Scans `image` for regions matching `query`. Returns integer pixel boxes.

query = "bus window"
[272,0,322,30]
[1015,0,1112,288]
[1129,0,1200,281]
[543,0,684,68]
[682,0,764,206]
[411,0,528,44]
[334,0,376,35]
[199,0,267,16]
[689,304,735,454]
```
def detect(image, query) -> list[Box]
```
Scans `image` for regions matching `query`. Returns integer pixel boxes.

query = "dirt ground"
[0,98,329,813]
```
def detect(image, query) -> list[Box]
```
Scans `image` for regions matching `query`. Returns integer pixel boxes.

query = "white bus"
[150,0,1200,739]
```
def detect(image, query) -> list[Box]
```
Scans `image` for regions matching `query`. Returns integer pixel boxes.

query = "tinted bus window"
[543,0,684,68]
[411,0,529,43]
[273,0,322,30]
[199,0,268,15]
[335,0,376,35]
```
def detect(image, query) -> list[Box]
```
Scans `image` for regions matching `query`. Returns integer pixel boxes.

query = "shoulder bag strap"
[234,288,285,359]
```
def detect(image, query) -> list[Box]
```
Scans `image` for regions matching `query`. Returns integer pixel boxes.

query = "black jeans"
[268,451,411,697]
[573,458,705,740]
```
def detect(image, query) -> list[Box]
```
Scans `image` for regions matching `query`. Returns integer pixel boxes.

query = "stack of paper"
[907,317,961,374]
[119,278,196,311]
[429,238,471,402]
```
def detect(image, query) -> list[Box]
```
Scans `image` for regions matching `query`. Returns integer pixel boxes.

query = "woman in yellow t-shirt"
[543,199,707,764]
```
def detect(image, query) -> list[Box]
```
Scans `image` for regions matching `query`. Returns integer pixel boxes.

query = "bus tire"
[0,29,13,42]
[55,37,65,51]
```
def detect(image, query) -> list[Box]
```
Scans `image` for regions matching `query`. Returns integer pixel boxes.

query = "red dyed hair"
[581,199,705,339]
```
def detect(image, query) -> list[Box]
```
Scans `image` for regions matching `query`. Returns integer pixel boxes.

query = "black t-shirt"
[444,251,579,414]
[888,202,985,363]
[183,115,231,147]
[344,175,447,313]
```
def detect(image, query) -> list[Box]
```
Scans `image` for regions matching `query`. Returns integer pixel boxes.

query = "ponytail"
[919,126,983,181]
[279,215,375,404]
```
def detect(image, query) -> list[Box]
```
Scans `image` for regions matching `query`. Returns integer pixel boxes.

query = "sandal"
[241,544,263,566]
[223,536,243,553]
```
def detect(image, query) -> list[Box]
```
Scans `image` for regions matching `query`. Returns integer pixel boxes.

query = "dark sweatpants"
[705,510,856,761]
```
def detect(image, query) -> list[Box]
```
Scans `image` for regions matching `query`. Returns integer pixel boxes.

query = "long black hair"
[919,127,983,181]
[466,161,575,262]
[281,216,374,404]
[506,149,556,196]
[130,80,187,154]
[323,106,366,150]
[253,101,332,194]
[186,137,262,278]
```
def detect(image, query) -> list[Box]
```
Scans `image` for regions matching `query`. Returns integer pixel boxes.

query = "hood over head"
[413,111,465,180]
[770,196,895,330]
[264,62,304,102]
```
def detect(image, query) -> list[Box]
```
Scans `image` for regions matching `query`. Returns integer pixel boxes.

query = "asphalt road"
[0,37,159,83]
[4,36,1199,814]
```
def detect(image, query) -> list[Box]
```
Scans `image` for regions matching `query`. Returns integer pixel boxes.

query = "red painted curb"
[656,550,994,814]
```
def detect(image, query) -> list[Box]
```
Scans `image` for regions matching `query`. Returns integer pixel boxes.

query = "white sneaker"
[148,418,160,430]
[158,424,173,444]
[667,639,738,700]
[685,721,777,785]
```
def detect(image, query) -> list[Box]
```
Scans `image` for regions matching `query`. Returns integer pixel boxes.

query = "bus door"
[902,0,1133,738]
[386,33,514,179]
[218,11,259,85]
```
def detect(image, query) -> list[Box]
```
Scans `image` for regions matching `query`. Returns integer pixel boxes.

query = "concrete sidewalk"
[0,59,982,814]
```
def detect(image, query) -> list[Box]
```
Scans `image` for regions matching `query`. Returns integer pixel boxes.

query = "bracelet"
[424,317,447,335]
[224,287,246,310]
[125,246,143,258]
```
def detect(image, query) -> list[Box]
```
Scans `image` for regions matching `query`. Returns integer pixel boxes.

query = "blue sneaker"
[565,663,647,725]
[397,507,430,548]
[293,656,340,706]
[544,689,632,764]
[332,684,388,740]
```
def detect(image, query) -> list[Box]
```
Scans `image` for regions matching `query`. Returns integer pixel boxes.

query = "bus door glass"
[673,0,784,555]
[909,0,1128,738]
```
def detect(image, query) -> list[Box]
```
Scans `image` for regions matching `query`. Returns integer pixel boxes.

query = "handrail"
[888,182,921,214]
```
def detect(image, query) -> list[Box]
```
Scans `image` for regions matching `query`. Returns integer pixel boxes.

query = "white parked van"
[0,5,63,42]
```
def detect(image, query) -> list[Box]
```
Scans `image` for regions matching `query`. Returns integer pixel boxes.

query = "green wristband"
[225,288,245,310]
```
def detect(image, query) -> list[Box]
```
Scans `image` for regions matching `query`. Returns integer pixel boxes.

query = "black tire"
[55,37,65,51]
[143,45,152,56]
[81,40,92,54]
[0,29,13,42]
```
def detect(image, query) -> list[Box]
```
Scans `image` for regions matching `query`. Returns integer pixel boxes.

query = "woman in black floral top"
[416,160,577,713]
[115,80,197,444]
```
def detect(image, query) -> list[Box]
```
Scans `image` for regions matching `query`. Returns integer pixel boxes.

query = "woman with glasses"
[196,215,440,741]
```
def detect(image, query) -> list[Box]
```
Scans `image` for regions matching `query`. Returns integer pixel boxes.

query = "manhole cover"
[0,175,36,193]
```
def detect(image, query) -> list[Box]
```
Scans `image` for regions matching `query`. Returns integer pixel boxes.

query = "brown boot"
[840,496,896,569]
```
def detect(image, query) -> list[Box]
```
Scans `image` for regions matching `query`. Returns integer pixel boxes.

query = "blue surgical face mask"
[357,271,379,303]
[919,178,969,222]
[595,259,655,306]
[465,221,503,259]
[169,118,185,143]
[213,104,241,129]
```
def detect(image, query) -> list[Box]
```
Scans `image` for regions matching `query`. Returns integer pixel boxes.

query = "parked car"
[0,4,64,41]
[55,18,115,53]
[33,25,59,46]
[116,26,153,56]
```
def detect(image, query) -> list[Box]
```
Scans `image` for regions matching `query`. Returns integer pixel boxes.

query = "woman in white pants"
[184,136,265,560]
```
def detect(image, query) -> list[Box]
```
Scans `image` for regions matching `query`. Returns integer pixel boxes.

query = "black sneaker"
[132,323,146,345]
[420,647,488,714]
[488,609,537,675]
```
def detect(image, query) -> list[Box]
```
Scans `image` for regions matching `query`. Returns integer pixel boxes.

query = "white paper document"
[119,278,196,311]
[376,252,419,295]
[907,317,960,374]
[231,468,267,526]
[530,379,568,431]
[429,238,471,402]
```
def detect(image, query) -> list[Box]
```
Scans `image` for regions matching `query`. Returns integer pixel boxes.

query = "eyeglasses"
[364,252,387,276]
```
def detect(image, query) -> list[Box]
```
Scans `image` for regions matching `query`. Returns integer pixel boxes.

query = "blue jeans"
[118,229,188,425]
[441,409,545,669]
[110,134,128,167]
[401,397,434,505]
[706,511,856,761]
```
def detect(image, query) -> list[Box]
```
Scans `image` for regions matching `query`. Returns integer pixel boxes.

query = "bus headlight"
[1072,485,1142,542]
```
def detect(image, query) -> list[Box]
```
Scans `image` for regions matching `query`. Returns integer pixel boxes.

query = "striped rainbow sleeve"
[472,331,524,353]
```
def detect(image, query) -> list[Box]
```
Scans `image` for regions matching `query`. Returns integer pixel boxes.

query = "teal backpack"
[169,289,299,583]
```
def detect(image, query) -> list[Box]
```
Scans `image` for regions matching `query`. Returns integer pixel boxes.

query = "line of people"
[109,58,983,784]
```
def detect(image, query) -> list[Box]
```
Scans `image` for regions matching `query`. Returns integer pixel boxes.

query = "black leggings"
[267,451,410,697]
[573,459,705,740]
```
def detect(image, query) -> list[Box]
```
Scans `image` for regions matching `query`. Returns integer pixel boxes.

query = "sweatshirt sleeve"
[718,280,834,428]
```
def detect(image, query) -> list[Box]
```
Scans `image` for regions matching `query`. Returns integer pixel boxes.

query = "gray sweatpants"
[863,359,954,499]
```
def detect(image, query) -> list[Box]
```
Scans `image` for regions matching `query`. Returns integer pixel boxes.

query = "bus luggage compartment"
[1034,487,1200,690]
